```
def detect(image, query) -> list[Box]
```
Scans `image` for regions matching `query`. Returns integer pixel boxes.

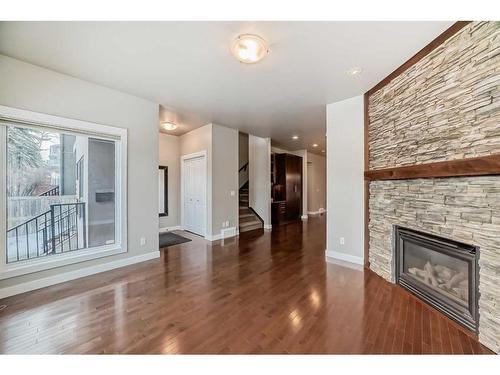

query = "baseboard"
[301,214,308,220]
[221,227,237,239]
[205,227,238,241]
[205,234,220,241]
[264,224,272,230]
[159,225,182,233]
[308,209,326,215]
[0,251,160,299]
[325,249,364,266]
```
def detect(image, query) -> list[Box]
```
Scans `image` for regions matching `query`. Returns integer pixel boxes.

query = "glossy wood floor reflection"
[0,217,493,354]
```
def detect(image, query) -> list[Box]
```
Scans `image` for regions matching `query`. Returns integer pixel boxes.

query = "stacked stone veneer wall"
[369,21,500,170]
[367,22,500,353]
[369,177,500,352]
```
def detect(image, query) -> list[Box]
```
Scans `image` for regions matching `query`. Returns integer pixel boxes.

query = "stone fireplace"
[369,177,500,351]
[394,226,479,333]
[365,21,500,353]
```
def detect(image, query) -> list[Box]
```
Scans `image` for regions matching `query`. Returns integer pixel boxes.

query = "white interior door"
[183,155,206,237]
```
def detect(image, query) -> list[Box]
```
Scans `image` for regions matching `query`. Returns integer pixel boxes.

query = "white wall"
[0,55,159,295]
[179,123,238,240]
[212,124,238,237]
[307,152,326,213]
[326,95,364,265]
[249,135,271,229]
[159,133,180,230]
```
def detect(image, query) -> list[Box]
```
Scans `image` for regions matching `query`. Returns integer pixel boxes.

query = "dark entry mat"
[159,232,192,248]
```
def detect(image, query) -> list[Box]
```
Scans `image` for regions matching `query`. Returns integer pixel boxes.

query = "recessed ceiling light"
[347,66,363,76]
[312,143,318,148]
[232,34,269,64]
[292,135,299,140]
[161,121,178,131]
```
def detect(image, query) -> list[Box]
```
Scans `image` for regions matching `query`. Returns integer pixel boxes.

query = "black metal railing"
[39,186,60,196]
[239,162,249,173]
[6,202,86,264]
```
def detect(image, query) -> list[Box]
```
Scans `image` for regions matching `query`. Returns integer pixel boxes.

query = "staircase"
[239,185,263,233]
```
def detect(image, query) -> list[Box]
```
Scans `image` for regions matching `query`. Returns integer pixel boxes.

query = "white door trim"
[180,150,208,238]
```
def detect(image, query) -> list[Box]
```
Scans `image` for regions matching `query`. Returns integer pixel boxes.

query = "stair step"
[239,213,254,218]
[239,219,262,228]
[239,222,263,233]
[239,216,259,224]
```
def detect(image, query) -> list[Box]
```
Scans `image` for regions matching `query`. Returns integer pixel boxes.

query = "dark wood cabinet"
[271,201,286,225]
[272,153,302,223]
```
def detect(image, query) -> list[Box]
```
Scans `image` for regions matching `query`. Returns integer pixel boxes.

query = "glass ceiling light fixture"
[231,34,269,64]
[292,135,299,140]
[161,121,178,131]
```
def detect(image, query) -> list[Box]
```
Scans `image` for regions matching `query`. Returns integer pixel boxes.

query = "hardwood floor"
[0,216,493,354]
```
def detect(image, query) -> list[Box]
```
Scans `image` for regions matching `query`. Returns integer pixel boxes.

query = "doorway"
[181,151,207,237]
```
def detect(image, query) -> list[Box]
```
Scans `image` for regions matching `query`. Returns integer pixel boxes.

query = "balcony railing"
[6,202,86,263]
[39,186,60,196]
[7,195,77,228]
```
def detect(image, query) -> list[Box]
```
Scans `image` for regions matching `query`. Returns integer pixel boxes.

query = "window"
[0,105,127,278]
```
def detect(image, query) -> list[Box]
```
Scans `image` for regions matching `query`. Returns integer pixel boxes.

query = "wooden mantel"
[365,154,500,181]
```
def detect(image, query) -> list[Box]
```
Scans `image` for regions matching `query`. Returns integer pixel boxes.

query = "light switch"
[230,190,236,196]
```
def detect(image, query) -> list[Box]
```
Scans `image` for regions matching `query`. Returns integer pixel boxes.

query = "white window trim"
[0,104,128,280]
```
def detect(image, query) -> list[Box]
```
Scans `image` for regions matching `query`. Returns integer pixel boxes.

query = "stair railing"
[239,162,249,189]
[238,162,248,173]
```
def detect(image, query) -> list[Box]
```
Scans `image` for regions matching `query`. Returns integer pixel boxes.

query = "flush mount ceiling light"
[292,135,299,140]
[161,121,178,131]
[312,143,318,148]
[231,34,269,64]
[347,66,363,76]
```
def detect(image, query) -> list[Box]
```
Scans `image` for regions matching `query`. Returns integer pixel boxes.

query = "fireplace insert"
[394,226,479,333]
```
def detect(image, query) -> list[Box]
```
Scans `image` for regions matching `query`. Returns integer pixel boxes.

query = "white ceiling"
[0,21,453,153]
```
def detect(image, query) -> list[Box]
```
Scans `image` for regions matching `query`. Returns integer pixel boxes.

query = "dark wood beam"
[366,21,471,96]
[363,93,370,269]
[364,154,500,181]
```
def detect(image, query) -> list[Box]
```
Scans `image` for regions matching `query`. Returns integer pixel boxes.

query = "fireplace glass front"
[394,226,479,333]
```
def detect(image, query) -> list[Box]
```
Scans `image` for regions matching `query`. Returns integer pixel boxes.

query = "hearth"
[394,226,479,333]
